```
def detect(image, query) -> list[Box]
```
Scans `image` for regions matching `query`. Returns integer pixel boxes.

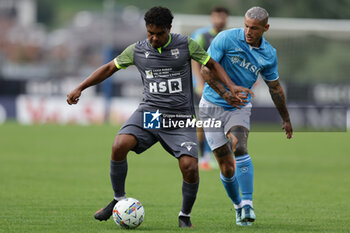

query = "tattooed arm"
[200,64,250,108]
[265,79,293,139]
[203,58,253,100]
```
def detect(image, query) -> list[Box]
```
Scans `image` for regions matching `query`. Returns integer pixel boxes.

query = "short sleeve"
[114,43,136,69]
[194,33,206,49]
[261,49,279,81]
[188,37,210,65]
[207,31,226,63]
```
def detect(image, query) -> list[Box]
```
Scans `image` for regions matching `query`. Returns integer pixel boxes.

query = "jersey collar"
[155,33,172,54]
[239,28,266,50]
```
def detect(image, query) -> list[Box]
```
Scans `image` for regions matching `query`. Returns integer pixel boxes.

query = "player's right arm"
[265,79,293,139]
[67,43,135,105]
[67,61,119,105]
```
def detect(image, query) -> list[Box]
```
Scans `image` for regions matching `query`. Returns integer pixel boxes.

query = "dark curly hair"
[144,6,173,29]
[211,6,230,15]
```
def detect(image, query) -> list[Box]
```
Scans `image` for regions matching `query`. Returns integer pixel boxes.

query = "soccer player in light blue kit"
[199,6,293,225]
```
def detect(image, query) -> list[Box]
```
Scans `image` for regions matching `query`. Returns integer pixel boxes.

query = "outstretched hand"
[282,121,293,139]
[66,89,82,105]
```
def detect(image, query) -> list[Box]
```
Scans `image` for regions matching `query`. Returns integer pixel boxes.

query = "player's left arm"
[265,79,293,139]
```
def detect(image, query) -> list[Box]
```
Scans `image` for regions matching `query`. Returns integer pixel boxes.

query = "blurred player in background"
[191,6,229,170]
[192,6,229,52]
[199,6,293,225]
[67,6,251,228]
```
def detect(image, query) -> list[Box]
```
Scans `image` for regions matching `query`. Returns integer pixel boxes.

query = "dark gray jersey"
[114,33,210,113]
[194,29,218,51]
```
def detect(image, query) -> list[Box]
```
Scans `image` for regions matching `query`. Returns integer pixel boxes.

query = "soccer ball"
[112,197,145,229]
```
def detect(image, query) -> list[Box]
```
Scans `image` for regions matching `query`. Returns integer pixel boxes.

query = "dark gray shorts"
[118,107,198,159]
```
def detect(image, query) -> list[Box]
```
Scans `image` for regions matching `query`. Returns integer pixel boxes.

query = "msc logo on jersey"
[230,55,262,77]
[171,48,180,59]
[143,110,162,129]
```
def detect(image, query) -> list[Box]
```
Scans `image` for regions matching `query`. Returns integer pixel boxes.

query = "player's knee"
[227,133,238,152]
[179,156,199,180]
[112,142,126,161]
[220,162,235,178]
[213,144,232,158]
[234,144,248,156]
[183,161,198,175]
[112,140,123,154]
[111,135,135,160]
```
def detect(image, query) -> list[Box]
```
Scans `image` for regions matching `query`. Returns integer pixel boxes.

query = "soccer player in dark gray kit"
[67,6,251,228]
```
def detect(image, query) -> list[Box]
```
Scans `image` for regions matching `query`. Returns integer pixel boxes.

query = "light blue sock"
[235,154,254,201]
[220,172,242,205]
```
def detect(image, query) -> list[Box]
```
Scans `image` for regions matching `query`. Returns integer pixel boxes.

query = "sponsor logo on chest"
[144,67,183,93]
[230,55,262,76]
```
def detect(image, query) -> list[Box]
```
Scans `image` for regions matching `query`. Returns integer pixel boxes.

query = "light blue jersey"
[191,26,211,40]
[202,28,279,110]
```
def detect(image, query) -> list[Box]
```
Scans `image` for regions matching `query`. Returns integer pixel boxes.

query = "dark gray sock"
[110,159,128,199]
[181,180,199,215]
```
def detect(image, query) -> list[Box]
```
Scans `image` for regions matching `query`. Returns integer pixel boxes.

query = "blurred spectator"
[0,4,145,92]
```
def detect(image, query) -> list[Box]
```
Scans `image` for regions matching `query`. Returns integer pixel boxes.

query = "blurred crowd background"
[0,0,349,130]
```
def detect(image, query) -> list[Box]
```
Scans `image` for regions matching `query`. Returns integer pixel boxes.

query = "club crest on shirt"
[171,48,180,59]
[231,56,241,64]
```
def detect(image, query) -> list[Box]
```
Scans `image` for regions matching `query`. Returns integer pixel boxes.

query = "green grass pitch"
[0,122,349,233]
